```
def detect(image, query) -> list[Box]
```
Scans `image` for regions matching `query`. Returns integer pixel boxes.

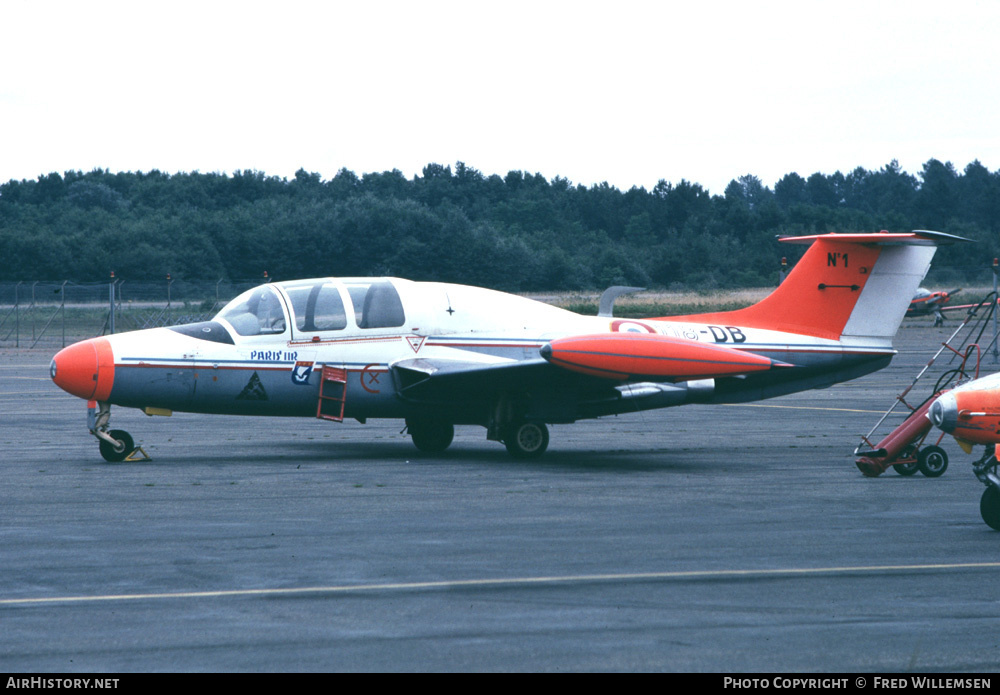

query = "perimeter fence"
[3,261,998,351]
[0,278,263,350]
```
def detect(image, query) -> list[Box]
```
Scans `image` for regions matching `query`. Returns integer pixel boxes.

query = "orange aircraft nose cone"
[50,337,115,401]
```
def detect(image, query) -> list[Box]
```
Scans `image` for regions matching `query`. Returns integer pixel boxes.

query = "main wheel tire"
[981,486,1000,530]
[408,419,454,453]
[917,445,948,477]
[99,429,134,463]
[504,422,549,459]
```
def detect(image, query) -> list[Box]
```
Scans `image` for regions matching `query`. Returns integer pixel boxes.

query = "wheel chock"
[124,446,152,462]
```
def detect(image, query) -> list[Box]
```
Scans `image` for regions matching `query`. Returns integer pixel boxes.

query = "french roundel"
[611,320,656,334]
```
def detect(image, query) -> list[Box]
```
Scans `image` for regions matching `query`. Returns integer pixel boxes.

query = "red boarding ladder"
[854,394,947,477]
[316,366,347,422]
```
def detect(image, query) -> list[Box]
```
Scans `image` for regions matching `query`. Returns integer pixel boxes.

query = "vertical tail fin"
[663,231,963,341]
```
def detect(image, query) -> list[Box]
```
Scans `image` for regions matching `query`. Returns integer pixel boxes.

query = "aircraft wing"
[392,333,787,402]
[392,356,601,402]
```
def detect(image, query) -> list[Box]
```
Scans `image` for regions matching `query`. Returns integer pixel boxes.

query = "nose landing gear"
[98,429,135,462]
[88,401,148,462]
[974,450,1000,530]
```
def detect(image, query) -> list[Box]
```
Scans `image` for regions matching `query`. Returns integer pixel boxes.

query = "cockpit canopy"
[217,285,288,336]
[215,279,406,338]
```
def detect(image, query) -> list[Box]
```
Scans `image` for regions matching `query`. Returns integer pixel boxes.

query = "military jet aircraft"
[50,230,959,461]
[908,287,962,325]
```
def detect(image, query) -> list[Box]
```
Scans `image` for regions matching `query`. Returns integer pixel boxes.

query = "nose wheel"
[981,486,1000,531]
[98,429,135,462]
[974,453,1000,530]
[88,401,145,462]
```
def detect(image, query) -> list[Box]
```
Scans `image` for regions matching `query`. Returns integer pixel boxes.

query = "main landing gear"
[485,396,550,458]
[405,418,455,454]
[502,421,549,459]
[88,402,145,462]
[405,417,550,458]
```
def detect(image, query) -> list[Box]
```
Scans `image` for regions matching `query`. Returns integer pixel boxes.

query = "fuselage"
[51,277,894,426]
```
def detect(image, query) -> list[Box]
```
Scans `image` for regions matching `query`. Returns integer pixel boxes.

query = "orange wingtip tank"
[540,333,785,381]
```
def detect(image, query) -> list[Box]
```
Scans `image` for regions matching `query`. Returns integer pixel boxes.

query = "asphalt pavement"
[2,322,999,672]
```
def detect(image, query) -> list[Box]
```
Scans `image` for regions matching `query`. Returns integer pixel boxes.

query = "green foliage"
[1,160,997,288]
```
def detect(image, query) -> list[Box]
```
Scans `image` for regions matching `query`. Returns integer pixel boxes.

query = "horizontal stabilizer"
[777,230,971,246]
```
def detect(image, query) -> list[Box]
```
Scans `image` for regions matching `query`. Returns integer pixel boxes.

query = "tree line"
[1,159,997,291]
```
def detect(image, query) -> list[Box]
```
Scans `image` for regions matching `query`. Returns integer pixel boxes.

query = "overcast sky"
[2,0,998,195]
